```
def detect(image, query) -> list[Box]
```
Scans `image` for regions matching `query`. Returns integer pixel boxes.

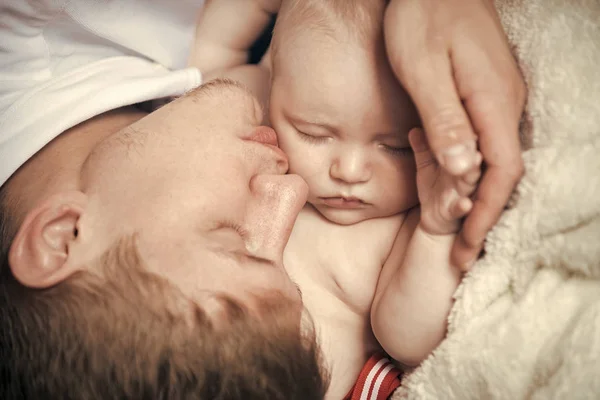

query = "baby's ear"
[9,191,87,288]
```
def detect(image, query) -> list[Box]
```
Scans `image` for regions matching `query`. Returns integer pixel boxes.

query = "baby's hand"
[409,128,482,236]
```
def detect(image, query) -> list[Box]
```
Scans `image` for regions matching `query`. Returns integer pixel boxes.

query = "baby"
[192,0,481,398]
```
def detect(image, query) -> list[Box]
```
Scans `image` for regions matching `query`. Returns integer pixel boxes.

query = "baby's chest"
[284,208,403,312]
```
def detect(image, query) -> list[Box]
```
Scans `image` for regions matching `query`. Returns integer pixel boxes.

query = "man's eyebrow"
[185,78,252,102]
[117,127,148,150]
[238,252,277,268]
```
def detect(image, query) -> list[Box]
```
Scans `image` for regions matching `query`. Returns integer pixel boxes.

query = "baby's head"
[269,0,421,225]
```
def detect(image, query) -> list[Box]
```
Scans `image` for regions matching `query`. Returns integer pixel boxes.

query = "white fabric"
[393,0,600,398]
[0,0,205,186]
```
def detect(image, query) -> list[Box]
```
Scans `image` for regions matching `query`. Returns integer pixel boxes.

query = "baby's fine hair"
[273,0,386,49]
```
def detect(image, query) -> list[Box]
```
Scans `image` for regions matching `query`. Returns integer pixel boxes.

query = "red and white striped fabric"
[343,353,402,400]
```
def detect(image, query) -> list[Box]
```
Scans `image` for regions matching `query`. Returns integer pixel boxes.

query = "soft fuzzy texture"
[394,0,600,398]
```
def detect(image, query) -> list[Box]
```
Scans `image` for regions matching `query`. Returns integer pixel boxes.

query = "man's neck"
[6,106,147,224]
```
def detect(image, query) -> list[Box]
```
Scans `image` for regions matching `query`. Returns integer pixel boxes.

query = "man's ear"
[9,191,88,288]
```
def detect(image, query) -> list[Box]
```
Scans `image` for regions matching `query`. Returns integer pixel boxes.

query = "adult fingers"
[452,159,524,270]
[453,81,525,269]
[448,9,526,270]
[383,0,526,271]
[383,2,478,177]
[405,55,479,176]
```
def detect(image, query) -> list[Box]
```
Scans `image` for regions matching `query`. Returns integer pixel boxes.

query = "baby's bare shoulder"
[285,206,407,313]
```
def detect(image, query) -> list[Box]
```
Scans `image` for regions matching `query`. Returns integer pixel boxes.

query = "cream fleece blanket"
[394,0,600,398]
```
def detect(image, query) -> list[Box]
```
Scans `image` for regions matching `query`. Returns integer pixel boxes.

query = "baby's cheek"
[285,149,319,177]
[404,163,419,203]
[390,189,418,214]
[389,162,419,211]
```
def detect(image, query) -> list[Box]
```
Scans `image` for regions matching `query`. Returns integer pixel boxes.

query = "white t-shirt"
[0,0,206,186]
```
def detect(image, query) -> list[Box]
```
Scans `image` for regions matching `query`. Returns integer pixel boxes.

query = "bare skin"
[384,0,526,269]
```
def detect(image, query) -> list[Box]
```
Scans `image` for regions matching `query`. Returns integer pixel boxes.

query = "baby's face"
[270,29,421,225]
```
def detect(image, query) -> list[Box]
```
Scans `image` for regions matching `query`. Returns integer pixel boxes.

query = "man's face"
[80,81,307,307]
[270,29,421,225]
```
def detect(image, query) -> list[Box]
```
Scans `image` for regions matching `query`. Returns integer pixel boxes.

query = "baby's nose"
[329,150,371,184]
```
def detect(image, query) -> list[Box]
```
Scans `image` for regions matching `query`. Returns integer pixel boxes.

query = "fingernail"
[442,141,476,174]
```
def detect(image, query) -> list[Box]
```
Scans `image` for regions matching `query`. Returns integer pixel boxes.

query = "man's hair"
[0,229,328,399]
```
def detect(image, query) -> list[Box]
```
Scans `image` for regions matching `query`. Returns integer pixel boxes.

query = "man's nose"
[329,148,371,184]
[244,174,308,262]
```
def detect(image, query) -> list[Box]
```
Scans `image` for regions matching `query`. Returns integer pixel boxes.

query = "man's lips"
[319,196,368,209]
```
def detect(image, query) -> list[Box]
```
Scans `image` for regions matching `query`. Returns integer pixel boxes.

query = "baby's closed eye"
[297,130,330,144]
[380,144,413,157]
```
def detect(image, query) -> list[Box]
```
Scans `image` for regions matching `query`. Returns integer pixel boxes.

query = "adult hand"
[409,128,482,237]
[384,0,526,270]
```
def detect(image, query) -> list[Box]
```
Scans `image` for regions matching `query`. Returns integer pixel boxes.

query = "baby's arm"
[371,128,481,367]
[189,0,281,74]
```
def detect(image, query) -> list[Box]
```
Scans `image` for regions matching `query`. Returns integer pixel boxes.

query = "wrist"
[418,208,461,236]
[413,224,464,272]
[415,223,456,244]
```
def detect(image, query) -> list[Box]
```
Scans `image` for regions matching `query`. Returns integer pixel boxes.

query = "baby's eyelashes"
[297,130,329,143]
[380,144,413,157]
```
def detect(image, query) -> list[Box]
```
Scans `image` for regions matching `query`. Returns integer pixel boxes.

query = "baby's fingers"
[452,196,473,219]
[444,188,473,220]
